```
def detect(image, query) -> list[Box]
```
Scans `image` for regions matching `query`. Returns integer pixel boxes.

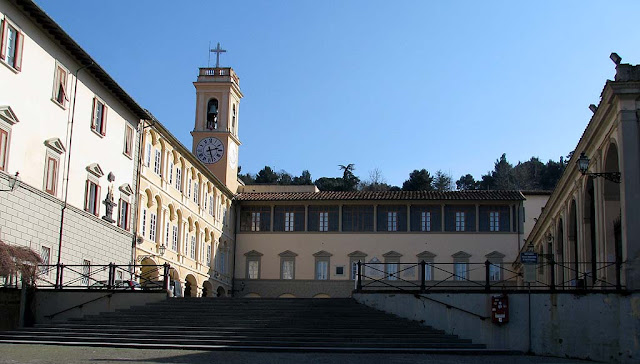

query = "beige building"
[233,188,535,298]
[523,55,640,291]
[0,0,149,286]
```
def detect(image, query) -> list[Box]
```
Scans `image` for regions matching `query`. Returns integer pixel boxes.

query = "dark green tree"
[433,170,453,191]
[492,153,514,189]
[293,170,313,185]
[255,166,279,184]
[456,174,479,190]
[402,169,433,191]
[314,177,346,191]
[277,170,293,185]
[339,164,360,191]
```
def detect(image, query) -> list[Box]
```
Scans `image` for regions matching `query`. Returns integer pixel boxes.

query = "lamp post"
[0,172,20,192]
[136,244,166,262]
[576,152,621,183]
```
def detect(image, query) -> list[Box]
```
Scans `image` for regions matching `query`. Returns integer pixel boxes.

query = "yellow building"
[135,67,242,297]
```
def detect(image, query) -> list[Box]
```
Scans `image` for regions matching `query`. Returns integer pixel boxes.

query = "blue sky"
[36,1,640,187]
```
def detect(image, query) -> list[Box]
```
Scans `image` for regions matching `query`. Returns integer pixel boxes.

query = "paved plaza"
[0,344,592,364]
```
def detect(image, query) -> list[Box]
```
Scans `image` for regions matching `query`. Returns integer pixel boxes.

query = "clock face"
[229,143,238,169]
[196,137,224,164]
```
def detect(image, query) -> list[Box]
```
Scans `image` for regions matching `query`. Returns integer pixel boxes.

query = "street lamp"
[576,152,621,183]
[0,172,20,192]
[136,244,167,262]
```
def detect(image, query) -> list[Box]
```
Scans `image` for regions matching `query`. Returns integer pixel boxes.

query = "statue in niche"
[102,172,116,223]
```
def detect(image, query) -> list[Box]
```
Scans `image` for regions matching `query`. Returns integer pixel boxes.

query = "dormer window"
[206,99,219,130]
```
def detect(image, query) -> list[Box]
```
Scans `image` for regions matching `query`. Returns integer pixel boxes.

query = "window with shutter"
[0,128,8,171]
[84,180,100,216]
[1,19,24,71]
[44,155,59,195]
[123,124,134,158]
[91,98,107,136]
[52,63,69,107]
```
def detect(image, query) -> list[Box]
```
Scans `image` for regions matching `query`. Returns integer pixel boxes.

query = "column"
[304,205,309,232]
[475,204,480,232]
[407,204,411,232]
[270,205,275,232]
[339,204,343,232]
[373,204,377,232]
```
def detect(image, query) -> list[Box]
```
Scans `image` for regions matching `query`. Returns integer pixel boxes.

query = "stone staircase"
[0,297,496,352]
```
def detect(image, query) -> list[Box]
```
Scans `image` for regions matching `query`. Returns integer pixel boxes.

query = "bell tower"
[192,48,243,193]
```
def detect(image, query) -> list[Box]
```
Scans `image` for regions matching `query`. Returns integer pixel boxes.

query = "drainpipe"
[55,62,93,287]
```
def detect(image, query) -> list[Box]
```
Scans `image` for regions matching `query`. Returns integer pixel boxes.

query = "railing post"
[419,260,426,292]
[163,263,170,291]
[485,260,491,291]
[549,255,556,291]
[107,263,115,289]
[55,264,61,289]
[59,264,64,290]
[356,261,362,292]
[615,258,622,291]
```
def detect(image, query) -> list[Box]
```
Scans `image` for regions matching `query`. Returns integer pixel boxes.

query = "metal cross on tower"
[209,42,227,68]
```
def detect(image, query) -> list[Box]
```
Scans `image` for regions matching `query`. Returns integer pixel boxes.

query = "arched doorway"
[184,274,197,297]
[603,142,622,284]
[216,286,226,297]
[169,268,182,297]
[569,200,579,287]
[584,176,597,285]
[202,281,213,297]
[140,258,159,289]
[556,218,564,288]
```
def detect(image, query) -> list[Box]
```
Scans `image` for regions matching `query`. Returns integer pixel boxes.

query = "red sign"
[491,294,509,324]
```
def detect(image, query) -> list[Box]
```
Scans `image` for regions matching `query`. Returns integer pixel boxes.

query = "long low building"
[233,187,540,298]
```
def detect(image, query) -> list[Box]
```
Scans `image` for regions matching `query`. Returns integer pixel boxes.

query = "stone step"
[0,334,483,349]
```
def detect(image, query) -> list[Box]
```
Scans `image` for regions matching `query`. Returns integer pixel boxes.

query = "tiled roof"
[235,190,525,202]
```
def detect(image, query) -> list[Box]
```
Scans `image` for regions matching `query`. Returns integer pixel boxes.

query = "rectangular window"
[39,246,51,276]
[203,192,208,210]
[342,205,374,232]
[175,168,182,191]
[0,128,7,171]
[206,245,211,266]
[248,260,259,279]
[149,213,157,242]
[387,212,398,232]
[209,196,214,216]
[308,206,339,232]
[489,211,499,232]
[44,155,59,195]
[281,260,294,280]
[84,180,100,216]
[168,162,174,184]
[154,149,161,175]
[193,182,199,204]
[387,262,399,280]
[171,226,178,251]
[251,212,261,231]
[165,222,170,245]
[319,212,328,232]
[454,262,468,281]
[145,143,151,167]
[188,180,192,198]
[421,211,431,232]
[425,263,433,281]
[122,124,134,158]
[316,260,328,280]
[81,259,91,286]
[455,212,465,232]
[141,209,146,237]
[52,64,68,107]
[117,199,130,230]
[284,212,294,232]
[190,236,196,259]
[1,20,23,71]
[91,98,107,136]
[489,263,502,281]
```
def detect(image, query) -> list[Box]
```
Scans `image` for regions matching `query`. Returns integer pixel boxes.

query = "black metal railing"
[35,263,171,291]
[354,259,626,293]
